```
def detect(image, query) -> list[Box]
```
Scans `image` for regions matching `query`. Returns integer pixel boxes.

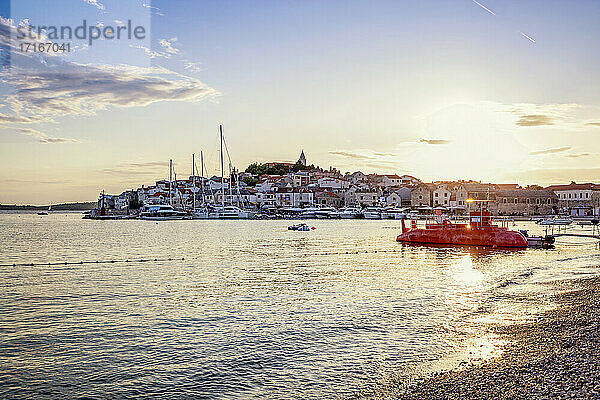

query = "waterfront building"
[546,182,600,217]
[275,188,314,207]
[315,191,343,208]
[411,183,433,207]
[495,189,558,216]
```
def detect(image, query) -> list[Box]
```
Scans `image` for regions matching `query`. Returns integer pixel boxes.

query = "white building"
[317,177,349,190]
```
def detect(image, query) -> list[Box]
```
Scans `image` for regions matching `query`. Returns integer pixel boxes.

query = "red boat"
[396,211,527,248]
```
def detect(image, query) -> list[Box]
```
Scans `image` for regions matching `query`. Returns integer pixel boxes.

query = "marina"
[2,212,600,399]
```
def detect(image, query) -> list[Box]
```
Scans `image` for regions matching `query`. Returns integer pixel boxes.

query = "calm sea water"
[1,212,599,399]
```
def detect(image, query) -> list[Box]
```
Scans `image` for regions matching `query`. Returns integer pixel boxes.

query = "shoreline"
[397,276,600,399]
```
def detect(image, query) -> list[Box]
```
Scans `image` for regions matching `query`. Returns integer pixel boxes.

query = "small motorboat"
[536,217,573,225]
[288,223,313,231]
[519,230,555,248]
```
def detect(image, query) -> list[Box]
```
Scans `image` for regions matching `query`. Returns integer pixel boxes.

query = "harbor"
[2,212,600,399]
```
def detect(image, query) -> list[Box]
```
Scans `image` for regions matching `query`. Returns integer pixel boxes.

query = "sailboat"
[139,160,189,220]
[208,124,256,219]
[38,203,51,215]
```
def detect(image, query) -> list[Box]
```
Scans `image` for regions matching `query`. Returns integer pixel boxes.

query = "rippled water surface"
[1,212,599,399]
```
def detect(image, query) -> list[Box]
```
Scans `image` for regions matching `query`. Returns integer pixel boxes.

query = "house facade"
[496,190,558,216]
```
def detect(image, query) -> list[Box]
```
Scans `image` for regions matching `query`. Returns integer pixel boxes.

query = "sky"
[0,0,599,204]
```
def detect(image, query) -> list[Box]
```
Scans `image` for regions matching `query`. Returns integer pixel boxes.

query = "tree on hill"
[245,162,322,176]
[525,185,544,190]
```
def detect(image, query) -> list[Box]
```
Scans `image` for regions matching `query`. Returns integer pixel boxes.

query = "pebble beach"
[398,277,600,399]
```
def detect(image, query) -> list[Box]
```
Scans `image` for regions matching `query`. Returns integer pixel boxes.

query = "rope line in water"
[0,257,185,268]
[3,240,598,267]
[0,249,409,267]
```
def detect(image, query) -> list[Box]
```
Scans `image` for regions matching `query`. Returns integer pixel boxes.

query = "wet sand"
[398,277,600,399]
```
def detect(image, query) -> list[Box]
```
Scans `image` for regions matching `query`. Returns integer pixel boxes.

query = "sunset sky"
[1,0,599,204]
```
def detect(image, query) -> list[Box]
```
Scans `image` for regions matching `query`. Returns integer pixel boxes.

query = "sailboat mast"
[220,125,225,207]
[169,159,173,207]
[200,150,205,206]
[192,154,196,212]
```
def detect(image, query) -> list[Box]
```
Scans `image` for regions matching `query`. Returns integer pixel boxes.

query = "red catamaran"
[396,211,528,248]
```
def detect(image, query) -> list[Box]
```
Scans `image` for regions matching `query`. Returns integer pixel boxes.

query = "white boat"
[381,208,407,219]
[212,206,256,219]
[339,207,362,219]
[363,207,382,219]
[192,208,210,219]
[300,207,319,219]
[139,205,188,220]
[536,217,573,225]
[314,207,338,219]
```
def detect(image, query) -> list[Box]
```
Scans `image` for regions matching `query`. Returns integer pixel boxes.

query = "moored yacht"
[139,205,188,220]
[314,207,338,219]
[381,208,407,220]
[339,207,362,219]
[363,207,382,219]
[212,206,256,219]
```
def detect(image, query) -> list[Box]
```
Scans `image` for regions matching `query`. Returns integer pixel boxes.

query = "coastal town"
[93,150,600,219]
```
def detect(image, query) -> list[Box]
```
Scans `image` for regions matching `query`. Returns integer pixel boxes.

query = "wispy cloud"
[16,128,78,144]
[130,38,180,59]
[566,153,591,158]
[159,37,180,55]
[129,44,168,59]
[529,146,571,155]
[82,0,105,11]
[0,18,218,142]
[586,122,600,127]
[329,151,373,160]
[101,160,176,176]
[516,115,554,127]
[183,62,204,73]
[420,138,451,145]
[472,0,496,16]
[142,2,164,16]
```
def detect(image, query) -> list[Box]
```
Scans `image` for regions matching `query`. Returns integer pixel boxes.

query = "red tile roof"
[545,183,599,191]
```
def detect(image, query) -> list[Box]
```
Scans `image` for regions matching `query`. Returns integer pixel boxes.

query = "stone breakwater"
[397,277,600,399]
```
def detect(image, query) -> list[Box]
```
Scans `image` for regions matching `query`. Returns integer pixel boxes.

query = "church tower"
[297,150,306,166]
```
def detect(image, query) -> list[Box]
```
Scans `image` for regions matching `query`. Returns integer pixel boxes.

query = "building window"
[419,195,423,200]
[503,198,507,204]
[536,198,541,205]
[514,198,518,204]
[434,192,438,197]
[548,198,552,204]
[526,198,530,204]
[444,193,448,197]
[586,193,589,198]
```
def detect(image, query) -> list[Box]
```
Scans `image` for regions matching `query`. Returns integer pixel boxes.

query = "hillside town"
[97,151,600,219]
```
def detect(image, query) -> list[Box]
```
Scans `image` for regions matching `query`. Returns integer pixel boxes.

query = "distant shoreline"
[0,202,96,211]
